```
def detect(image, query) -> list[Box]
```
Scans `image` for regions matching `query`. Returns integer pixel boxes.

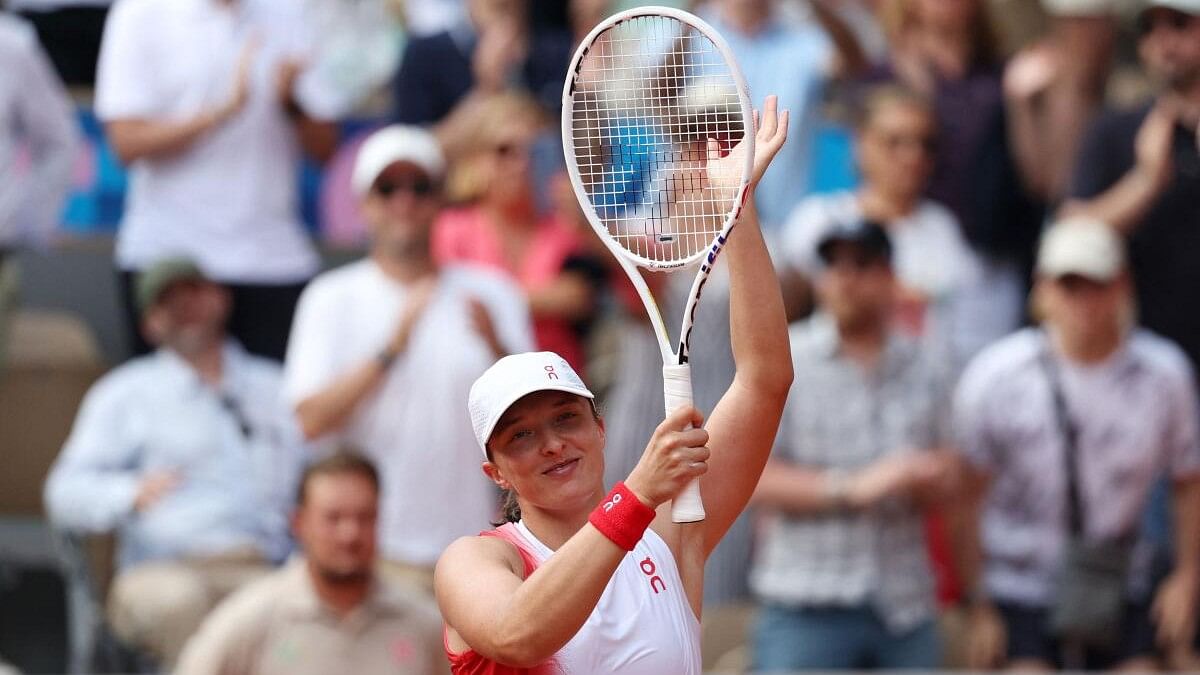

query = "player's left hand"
[747,94,788,187]
[702,94,789,195]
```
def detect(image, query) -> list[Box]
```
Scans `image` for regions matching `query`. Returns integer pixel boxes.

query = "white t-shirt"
[95,0,327,282]
[283,259,535,565]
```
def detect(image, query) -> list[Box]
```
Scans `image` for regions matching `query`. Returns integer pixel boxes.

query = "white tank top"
[512,521,702,674]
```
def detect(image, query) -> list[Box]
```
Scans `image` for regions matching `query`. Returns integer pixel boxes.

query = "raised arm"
[695,96,793,556]
[810,0,869,78]
[1058,100,1177,234]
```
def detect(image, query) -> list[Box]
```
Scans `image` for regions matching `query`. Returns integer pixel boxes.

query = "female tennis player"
[435,96,790,674]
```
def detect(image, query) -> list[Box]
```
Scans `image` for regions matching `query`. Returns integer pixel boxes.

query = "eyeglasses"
[373,175,435,198]
[1137,9,1195,36]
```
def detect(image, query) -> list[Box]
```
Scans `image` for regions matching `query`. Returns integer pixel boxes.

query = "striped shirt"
[750,315,952,632]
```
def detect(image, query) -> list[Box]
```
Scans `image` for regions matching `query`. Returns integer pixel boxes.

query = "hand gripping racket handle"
[664,363,705,523]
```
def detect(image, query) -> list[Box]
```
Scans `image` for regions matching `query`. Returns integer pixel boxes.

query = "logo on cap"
[545,364,559,380]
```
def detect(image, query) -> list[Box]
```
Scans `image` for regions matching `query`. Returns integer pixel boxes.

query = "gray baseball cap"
[136,258,207,314]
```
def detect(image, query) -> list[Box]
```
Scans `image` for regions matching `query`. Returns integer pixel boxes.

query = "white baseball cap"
[1036,217,1126,282]
[351,125,445,197]
[1142,0,1200,17]
[469,351,595,455]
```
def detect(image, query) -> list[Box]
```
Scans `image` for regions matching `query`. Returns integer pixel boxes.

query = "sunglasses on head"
[374,175,435,198]
[1138,9,1195,36]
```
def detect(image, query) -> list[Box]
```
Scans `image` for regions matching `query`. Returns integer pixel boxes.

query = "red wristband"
[589,482,656,552]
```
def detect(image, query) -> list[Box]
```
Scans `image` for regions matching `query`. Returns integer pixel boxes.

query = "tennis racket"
[562,6,754,523]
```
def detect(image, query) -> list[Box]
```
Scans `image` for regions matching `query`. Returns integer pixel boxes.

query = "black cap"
[816,220,893,264]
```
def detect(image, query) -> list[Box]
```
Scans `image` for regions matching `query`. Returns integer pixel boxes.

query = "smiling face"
[483,391,606,516]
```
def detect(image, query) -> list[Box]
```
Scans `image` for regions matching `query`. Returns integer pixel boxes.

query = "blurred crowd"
[2,0,1200,672]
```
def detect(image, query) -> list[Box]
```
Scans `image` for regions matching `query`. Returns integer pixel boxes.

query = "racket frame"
[561,4,754,368]
[562,6,754,523]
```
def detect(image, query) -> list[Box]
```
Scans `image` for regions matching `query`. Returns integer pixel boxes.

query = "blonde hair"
[445,92,549,204]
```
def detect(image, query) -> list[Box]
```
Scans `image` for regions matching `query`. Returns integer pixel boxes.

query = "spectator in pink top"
[432,92,603,374]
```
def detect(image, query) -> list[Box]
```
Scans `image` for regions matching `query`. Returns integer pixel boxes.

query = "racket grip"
[664,363,705,523]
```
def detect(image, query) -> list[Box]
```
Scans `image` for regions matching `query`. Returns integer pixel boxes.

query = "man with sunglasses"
[283,125,534,594]
[1063,0,1200,376]
[749,219,962,670]
[957,218,1200,670]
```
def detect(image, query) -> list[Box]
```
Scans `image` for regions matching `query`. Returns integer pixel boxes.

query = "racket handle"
[664,363,705,523]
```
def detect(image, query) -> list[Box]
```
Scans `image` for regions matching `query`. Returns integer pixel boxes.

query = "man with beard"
[176,454,448,675]
[44,258,305,669]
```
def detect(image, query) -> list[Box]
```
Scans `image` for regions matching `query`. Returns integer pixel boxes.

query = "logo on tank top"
[640,556,666,594]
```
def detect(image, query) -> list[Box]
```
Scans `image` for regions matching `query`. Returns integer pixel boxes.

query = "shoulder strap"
[1037,332,1086,536]
[480,524,542,579]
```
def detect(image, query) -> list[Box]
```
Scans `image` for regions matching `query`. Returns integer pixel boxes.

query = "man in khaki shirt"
[177,454,449,675]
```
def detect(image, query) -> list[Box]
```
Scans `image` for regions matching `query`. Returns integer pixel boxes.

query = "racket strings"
[568,15,746,265]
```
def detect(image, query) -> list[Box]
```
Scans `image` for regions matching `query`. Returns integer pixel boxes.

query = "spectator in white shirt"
[0,10,78,370]
[44,258,307,669]
[283,125,534,593]
[781,86,980,365]
[95,0,341,361]
[956,218,1200,670]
